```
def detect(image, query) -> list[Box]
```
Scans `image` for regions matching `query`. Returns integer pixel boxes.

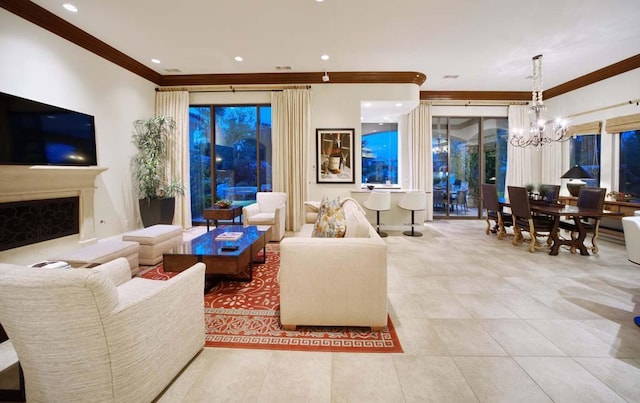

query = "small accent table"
[203,205,243,231]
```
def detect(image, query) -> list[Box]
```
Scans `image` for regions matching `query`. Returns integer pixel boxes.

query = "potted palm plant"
[131,116,184,227]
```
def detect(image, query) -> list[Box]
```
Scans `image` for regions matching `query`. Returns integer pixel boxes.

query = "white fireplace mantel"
[0,165,108,243]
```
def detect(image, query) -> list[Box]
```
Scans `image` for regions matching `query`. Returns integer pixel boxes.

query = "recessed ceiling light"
[316,0,324,2]
[321,54,330,61]
[62,3,78,12]
[443,75,459,79]
[151,59,161,64]
[234,56,243,62]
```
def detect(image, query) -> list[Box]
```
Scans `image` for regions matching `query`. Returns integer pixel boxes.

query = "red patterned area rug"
[140,246,402,353]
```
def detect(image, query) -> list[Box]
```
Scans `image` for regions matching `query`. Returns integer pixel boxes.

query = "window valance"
[566,120,602,136]
[605,113,640,134]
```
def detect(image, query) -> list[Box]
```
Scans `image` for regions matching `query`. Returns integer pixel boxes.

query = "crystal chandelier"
[509,54,569,148]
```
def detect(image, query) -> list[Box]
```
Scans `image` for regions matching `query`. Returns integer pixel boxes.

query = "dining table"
[500,199,623,256]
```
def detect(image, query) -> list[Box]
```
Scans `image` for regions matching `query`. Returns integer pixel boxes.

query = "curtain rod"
[567,98,640,119]
[425,100,528,106]
[155,85,311,93]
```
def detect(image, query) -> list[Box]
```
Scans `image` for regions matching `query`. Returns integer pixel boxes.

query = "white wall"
[0,10,156,264]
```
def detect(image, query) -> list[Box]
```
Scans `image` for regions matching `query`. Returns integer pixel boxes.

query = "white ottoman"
[122,225,183,266]
[51,240,140,273]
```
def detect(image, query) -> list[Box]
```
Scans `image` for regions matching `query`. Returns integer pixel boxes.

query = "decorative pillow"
[312,197,346,238]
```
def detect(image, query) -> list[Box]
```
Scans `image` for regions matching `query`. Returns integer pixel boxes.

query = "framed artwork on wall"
[316,128,355,184]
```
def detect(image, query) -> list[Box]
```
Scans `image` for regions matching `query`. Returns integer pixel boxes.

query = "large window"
[189,105,272,224]
[620,130,640,197]
[361,123,398,184]
[570,134,601,188]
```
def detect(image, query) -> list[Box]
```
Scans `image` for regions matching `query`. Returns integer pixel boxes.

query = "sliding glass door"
[432,116,508,218]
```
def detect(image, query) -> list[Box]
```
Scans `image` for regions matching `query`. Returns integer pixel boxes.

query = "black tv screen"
[0,91,97,166]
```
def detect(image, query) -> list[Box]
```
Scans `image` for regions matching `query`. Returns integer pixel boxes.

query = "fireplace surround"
[0,166,107,249]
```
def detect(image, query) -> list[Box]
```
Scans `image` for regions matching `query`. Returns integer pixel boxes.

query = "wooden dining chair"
[559,187,606,253]
[539,184,561,203]
[481,183,512,239]
[507,186,555,252]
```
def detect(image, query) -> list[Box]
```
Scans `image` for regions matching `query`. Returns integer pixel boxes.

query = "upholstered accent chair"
[508,186,555,252]
[559,187,606,253]
[243,192,287,241]
[481,183,512,238]
[622,214,640,264]
[0,258,205,403]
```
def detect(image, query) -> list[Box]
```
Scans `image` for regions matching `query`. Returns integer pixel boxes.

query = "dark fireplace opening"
[0,197,80,251]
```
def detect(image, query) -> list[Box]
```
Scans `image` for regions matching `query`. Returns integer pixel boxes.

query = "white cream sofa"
[0,257,205,403]
[279,198,388,330]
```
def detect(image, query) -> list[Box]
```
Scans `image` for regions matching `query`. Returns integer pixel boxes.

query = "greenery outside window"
[189,105,272,224]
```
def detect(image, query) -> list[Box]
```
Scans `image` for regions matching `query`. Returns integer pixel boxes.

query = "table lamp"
[561,165,592,197]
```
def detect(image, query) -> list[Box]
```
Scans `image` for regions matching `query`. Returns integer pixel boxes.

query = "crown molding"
[159,71,426,86]
[420,91,530,101]
[544,53,640,99]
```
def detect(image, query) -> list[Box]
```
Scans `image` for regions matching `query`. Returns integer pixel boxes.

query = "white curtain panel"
[271,88,310,232]
[506,105,538,193]
[407,101,433,220]
[540,141,563,185]
[155,90,191,228]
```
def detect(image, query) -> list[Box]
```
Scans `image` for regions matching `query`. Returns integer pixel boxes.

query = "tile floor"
[154,220,640,402]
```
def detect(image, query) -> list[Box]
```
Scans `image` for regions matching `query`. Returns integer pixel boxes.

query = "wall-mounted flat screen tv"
[0,91,98,166]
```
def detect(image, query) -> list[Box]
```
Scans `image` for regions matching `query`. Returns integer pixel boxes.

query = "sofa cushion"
[245,212,275,225]
[312,197,346,238]
[345,209,371,238]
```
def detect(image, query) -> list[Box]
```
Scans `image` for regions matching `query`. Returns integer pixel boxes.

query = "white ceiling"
[29,0,640,93]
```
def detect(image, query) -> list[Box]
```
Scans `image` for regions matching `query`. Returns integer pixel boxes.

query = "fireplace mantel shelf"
[0,165,108,200]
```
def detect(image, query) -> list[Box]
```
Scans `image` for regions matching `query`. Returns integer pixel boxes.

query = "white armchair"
[243,192,287,241]
[0,258,205,403]
[622,215,640,264]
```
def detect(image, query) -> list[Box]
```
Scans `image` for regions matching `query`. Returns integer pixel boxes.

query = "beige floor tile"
[575,357,640,402]
[573,319,640,358]
[388,293,427,319]
[257,351,332,403]
[435,276,486,294]
[527,320,622,357]
[332,354,404,403]
[479,320,565,356]
[515,357,626,402]
[393,355,478,402]
[181,348,273,402]
[415,294,472,319]
[493,294,564,319]
[503,276,559,294]
[391,318,450,356]
[430,319,508,356]
[455,295,519,319]
[454,356,552,402]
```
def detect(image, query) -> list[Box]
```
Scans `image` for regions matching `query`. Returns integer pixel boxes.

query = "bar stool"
[398,191,426,237]
[363,190,390,237]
